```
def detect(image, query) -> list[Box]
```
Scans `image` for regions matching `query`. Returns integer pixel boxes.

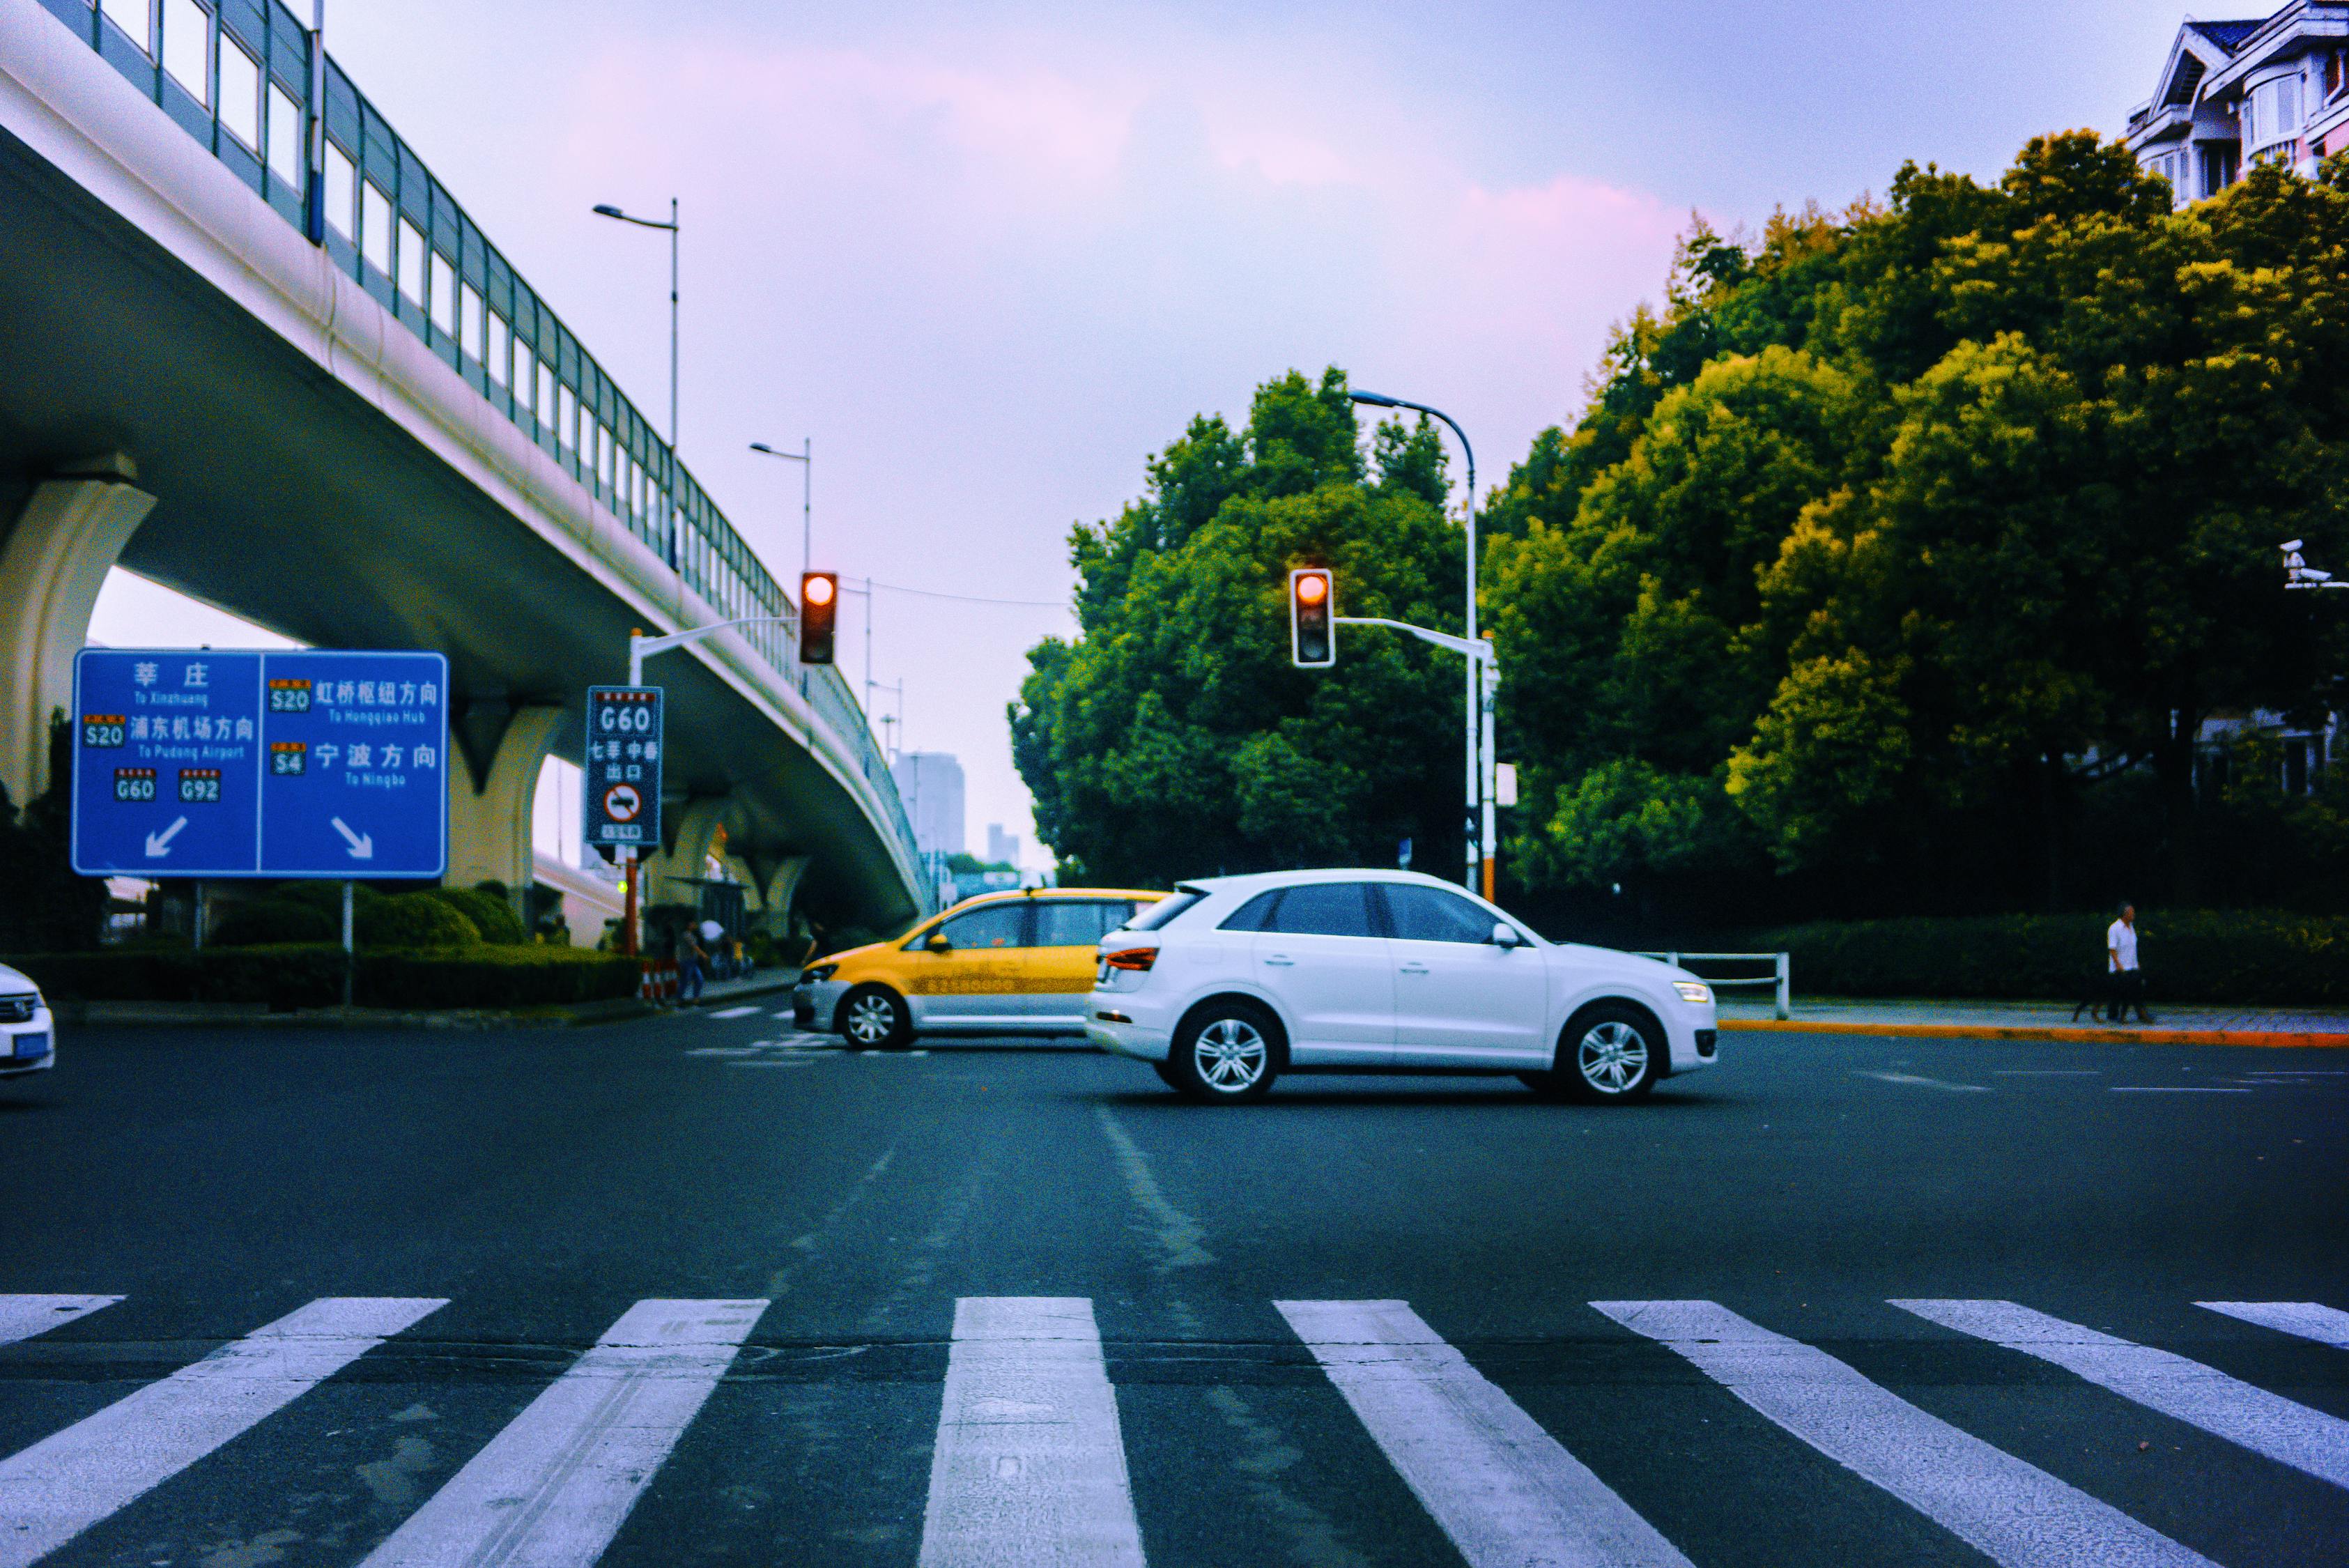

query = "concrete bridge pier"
[445,700,564,923]
[0,456,155,809]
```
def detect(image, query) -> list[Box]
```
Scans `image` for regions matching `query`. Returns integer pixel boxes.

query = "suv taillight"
[1102,947,1157,972]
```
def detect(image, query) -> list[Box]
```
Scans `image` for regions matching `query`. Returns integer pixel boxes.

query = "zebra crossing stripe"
[1278,1299,1693,1568]
[1893,1298,2349,1491]
[357,1298,767,1568]
[2196,1300,2349,1352]
[1591,1300,2215,1568]
[0,1296,119,1348]
[0,1296,445,1568]
[918,1297,1145,1568]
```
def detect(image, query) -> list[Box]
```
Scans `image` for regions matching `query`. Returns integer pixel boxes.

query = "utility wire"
[867,579,1067,609]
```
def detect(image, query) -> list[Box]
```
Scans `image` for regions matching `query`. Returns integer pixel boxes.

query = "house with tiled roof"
[2125,4,2349,206]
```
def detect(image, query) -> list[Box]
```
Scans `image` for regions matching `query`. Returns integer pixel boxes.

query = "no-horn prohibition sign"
[585,686,663,856]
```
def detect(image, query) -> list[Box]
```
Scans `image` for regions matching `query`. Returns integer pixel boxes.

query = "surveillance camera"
[2281,539,2305,552]
[2305,568,2334,583]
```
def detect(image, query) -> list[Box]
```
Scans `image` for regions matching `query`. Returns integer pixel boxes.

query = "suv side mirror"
[1491,923,1523,948]
[925,933,953,953]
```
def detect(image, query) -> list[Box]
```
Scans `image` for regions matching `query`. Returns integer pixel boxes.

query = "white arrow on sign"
[331,816,375,860]
[144,816,188,858]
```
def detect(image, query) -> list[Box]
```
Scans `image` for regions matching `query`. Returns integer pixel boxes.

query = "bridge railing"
[34,0,927,899]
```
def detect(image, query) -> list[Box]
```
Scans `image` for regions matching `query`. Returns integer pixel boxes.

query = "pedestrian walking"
[2105,901,2152,1024]
[676,923,707,1004]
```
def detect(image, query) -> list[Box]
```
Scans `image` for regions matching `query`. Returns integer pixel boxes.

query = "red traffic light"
[1290,567,1334,668]
[800,571,839,664]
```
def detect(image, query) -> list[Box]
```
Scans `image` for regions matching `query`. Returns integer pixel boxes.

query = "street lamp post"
[1350,389,1492,898]
[751,440,813,581]
[590,199,681,453]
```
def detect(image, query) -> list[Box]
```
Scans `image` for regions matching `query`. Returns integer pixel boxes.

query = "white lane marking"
[0,1296,119,1348]
[1857,1071,1991,1093]
[707,1005,763,1019]
[359,1298,767,1568]
[1993,1070,2104,1077]
[1895,1298,2349,1489]
[2109,1087,2251,1094]
[1592,1300,2214,1568]
[0,1297,445,1568]
[685,1046,764,1057]
[918,1297,1144,1568]
[2197,1301,2349,1352]
[727,1060,815,1069]
[1279,1300,1692,1568]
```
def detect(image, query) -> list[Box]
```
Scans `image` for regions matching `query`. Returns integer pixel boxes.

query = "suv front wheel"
[1165,1001,1281,1102]
[1554,1004,1663,1102]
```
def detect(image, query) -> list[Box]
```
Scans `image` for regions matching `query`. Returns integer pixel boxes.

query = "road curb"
[1719,1018,2349,1049]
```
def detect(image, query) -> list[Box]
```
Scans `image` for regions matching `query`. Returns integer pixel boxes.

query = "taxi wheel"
[1166,1001,1281,1102]
[1556,1004,1662,1103]
[838,985,911,1050]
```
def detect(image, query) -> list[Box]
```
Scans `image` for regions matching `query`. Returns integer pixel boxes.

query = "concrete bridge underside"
[0,13,921,939]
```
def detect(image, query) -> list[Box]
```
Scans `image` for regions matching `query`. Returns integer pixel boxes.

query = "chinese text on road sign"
[70,650,449,878]
[585,686,663,856]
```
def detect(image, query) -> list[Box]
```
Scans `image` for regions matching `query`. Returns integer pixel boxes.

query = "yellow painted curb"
[1718,1018,2349,1050]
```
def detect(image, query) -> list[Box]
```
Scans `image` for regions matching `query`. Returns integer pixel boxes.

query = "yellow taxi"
[791,887,1164,1047]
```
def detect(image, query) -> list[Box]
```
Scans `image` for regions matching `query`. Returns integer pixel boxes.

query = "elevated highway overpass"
[0,0,931,941]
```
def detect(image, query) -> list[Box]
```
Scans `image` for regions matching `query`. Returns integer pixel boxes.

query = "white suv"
[1085,870,1718,1102]
[0,963,55,1080]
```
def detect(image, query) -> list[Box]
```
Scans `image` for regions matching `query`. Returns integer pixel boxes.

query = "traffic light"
[799,571,838,664]
[1290,567,1334,668]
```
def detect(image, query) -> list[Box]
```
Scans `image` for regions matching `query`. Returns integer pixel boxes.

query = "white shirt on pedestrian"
[2107,918,2139,973]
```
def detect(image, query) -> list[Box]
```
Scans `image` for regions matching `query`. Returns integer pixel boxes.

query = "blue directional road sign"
[71,649,449,878]
[584,686,663,856]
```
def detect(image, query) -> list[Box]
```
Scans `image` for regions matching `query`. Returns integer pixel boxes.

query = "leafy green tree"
[1488,132,2349,920]
[1012,369,1469,885]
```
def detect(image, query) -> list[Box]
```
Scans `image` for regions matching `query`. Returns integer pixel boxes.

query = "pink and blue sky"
[95,0,2209,864]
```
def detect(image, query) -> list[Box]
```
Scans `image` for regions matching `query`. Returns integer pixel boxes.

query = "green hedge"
[6,944,639,1010]
[1737,911,2349,1007]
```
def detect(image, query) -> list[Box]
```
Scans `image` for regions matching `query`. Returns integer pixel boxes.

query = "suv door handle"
[1399,962,1431,975]
[1263,955,1295,967]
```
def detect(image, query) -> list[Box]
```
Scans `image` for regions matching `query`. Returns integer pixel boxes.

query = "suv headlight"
[800,964,838,984]
[1673,981,1711,1004]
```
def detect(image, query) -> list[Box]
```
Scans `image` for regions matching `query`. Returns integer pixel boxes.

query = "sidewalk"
[56,970,792,1031]
[1718,995,2349,1048]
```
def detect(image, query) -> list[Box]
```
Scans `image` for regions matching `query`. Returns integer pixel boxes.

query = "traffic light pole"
[1332,615,1500,900]
[616,616,800,954]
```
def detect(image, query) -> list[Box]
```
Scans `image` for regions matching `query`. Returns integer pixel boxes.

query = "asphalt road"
[1,1011,2344,1567]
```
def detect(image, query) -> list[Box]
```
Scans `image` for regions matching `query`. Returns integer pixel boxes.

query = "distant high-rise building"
[892,752,966,858]
[986,823,1021,868]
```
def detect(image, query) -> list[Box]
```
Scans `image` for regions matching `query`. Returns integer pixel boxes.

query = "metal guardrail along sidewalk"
[29,0,924,896]
[1639,951,1791,1020]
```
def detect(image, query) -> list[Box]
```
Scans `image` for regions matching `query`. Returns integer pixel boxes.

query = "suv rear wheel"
[1165,1001,1281,1102]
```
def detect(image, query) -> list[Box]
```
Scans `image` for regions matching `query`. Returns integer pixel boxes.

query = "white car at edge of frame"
[1084,868,1719,1103]
[0,963,56,1079]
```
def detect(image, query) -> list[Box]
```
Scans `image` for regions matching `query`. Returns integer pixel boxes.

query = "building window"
[161,0,209,105]
[2247,75,2304,151]
[538,364,555,432]
[217,36,259,150]
[2201,145,2238,193]
[488,314,510,386]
